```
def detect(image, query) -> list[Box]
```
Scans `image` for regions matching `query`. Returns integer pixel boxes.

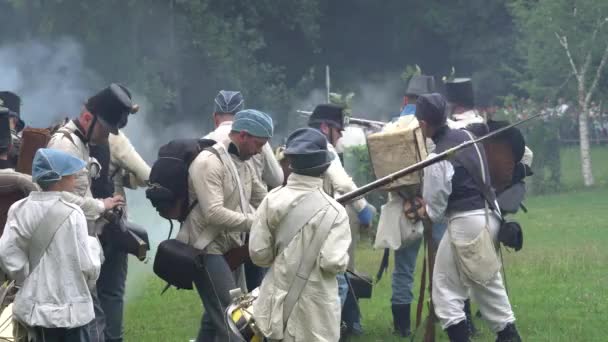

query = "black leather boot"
[463,299,478,336]
[496,323,522,342]
[391,304,411,337]
[446,321,470,342]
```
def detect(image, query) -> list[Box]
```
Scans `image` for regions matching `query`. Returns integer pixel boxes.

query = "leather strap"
[416,235,427,328]
[29,200,75,271]
[282,203,340,328]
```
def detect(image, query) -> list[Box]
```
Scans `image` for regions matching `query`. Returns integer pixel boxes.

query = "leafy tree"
[511,0,608,186]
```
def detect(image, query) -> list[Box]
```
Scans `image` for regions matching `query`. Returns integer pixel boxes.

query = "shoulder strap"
[56,128,77,147]
[282,202,340,328]
[274,190,328,256]
[29,200,75,272]
[208,144,248,213]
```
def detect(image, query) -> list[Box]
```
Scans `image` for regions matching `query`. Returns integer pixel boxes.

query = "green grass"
[560,146,608,190]
[123,148,608,341]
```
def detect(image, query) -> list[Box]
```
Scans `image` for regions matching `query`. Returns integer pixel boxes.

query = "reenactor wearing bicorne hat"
[87,84,150,342]
[47,84,133,342]
[307,103,376,336]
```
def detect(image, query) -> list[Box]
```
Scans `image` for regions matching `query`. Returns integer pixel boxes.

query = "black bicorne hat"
[308,104,347,130]
[445,78,475,108]
[85,84,135,134]
[284,127,335,175]
[406,75,436,97]
[0,107,11,149]
[0,91,25,132]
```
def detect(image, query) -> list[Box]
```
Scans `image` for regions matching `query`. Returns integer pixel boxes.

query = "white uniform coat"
[108,130,151,206]
[323,143,368,212]
[0,192,102,328]
[250,174,351,342]
[177,140,267,254]
[47,121,107,235]
[47,121,95,199]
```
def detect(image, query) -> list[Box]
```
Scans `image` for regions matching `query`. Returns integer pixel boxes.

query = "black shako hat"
[284,127,335,176]
[85,83,136,134]
[415,93,448,126]
[308,103,347,130]
[0,91,25,132]
[0,107,11,149]
[406,75,436,97]
[445,78,475,108]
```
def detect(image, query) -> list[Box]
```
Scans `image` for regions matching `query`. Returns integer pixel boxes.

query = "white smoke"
[121,94,206,301]
[0,38,99,127]
[0,38,205,300]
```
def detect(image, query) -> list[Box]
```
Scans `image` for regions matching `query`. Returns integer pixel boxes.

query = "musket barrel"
[296,110,385,127]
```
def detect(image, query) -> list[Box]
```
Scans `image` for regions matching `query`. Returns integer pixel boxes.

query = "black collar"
[0,159,13,169]
[228,143,240,157]
[72,119,89,144]
[431,125,449,143]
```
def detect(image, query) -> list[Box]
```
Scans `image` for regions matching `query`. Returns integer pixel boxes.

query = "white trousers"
[432,210,515,333]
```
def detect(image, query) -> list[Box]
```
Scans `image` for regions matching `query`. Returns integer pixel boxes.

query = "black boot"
[391,304,411,337]
[496,323,522,342]
[446,321,470,342]
[464,299,478,336]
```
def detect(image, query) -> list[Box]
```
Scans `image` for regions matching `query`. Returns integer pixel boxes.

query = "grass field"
[123,147,608,341]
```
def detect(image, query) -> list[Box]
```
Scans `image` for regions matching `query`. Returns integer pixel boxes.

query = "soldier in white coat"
[204,90,284,292]
[250,127,351,342]
[0,148,103,342]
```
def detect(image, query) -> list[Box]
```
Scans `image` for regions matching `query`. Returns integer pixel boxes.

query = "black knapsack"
[145,138,216,221]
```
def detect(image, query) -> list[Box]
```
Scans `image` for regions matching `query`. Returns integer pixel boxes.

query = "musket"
[336,112,544,204]
[296,110,386,128]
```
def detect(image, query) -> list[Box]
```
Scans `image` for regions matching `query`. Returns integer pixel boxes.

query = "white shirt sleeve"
[522,146,534,167]
[325,144,368,212]
[260,143,284,189]
[422,154,454,223]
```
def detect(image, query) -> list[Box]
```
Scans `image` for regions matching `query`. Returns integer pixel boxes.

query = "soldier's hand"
[103,195,125,210]
[404,197,426,221]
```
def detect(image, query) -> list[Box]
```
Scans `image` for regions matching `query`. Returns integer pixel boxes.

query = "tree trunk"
[578,88,595,186]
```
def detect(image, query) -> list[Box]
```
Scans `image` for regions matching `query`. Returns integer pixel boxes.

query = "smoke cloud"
[0,38,206,301]
[0,38,99,127]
